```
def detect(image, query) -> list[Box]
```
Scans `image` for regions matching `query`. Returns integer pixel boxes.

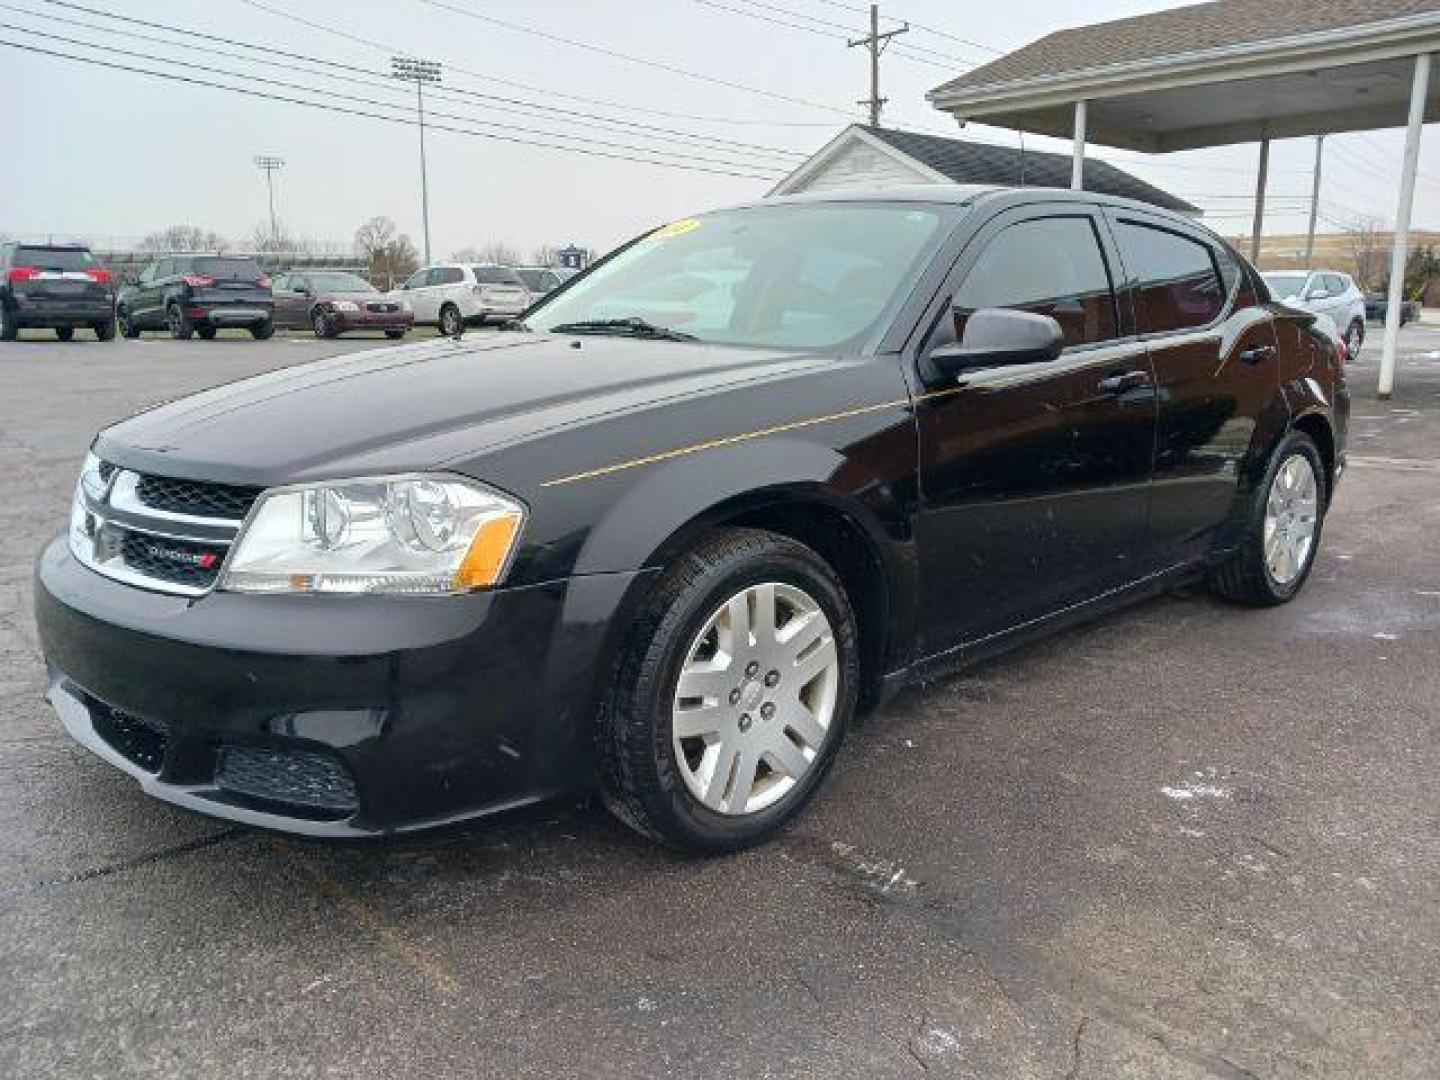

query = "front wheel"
[438,303,463,338]
[95,317,117,341]
[384,328,408,340]
[118,307,140,339]
[312,309,336,339]
[0,303,15,341]
[196,324,217,340]
[1208,431,1327,605]
[166,303,193,340]
[599,529,859,853]
[250,318,275,340]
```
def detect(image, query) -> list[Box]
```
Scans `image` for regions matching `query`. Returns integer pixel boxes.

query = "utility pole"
[1304,134,1325,268]
[391,56,442,265]
[253,155,284,249]
[848,4,907,127]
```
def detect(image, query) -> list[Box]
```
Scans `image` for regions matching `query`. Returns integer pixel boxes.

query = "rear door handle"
[1098,370,1149,394]
[1240,344,1277,364]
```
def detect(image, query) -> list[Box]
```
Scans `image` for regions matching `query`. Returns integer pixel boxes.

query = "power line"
[795,0,1006,56]
[17,0,812,159]
[0,38,789,181]
[414,0,854,117]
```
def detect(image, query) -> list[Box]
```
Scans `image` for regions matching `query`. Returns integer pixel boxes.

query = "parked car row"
[2,242,578,342]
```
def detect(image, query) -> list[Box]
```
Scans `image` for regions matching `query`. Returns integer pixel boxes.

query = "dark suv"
[116,255,274,340]
[35,187,1347,852]
[0,243,116,341]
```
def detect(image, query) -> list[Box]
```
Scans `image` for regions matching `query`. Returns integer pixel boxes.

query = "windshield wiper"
[547,317,698,342]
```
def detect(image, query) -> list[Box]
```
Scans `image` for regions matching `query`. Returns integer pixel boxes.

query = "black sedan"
[35,187,1346,852]
[1364,291,1420,325]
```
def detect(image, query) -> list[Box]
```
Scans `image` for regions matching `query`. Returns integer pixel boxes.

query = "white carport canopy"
[927,1,1440,398]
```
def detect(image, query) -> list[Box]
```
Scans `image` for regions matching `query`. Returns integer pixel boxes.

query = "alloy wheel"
[671,581,839,816]
[1264,454,1319,586]
[1345,322,1363,355]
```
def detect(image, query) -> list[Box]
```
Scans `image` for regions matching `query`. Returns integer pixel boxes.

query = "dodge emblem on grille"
[143,542,218,570]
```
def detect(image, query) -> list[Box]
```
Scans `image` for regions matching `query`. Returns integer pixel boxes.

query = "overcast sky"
[3,0,1438,259]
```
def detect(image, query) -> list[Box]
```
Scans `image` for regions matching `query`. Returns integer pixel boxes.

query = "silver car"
[1262,270,1366,355]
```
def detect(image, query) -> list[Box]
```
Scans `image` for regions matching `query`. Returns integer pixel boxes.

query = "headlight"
[332,300,360,312]
[220,475,525,595]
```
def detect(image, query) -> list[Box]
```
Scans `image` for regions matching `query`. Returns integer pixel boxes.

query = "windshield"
[305,272,376,293]
[527,202,957,350]
[1263,272,1308,299]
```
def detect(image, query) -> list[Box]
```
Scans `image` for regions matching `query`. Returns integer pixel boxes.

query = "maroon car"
[271,270,413,339]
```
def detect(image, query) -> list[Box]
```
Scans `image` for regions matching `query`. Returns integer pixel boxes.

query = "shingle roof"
[861,126,1198,214]
[932,0,1439,94]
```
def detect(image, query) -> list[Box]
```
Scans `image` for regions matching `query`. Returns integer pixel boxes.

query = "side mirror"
[927,307,1064,379]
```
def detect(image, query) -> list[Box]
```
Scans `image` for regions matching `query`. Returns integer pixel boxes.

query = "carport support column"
[1250,134,1270,263]
[1071,100,1087,190]
[1380,51,1432,399]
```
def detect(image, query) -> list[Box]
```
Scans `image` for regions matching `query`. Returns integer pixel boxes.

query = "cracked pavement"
[1,329,1438,1078]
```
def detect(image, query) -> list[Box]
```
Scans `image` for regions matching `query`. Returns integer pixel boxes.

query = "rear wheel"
[439,303,463,338]
[1344,319,1364,356]
[250,318,275,340]
[0,303,15,341]
[118,306,140,339]
[94,316,117,341]
[1208,431,1327,606]
[196,324,217,340]
[55,327,75,342]
[166,303,193,340]
[599,528,858,853]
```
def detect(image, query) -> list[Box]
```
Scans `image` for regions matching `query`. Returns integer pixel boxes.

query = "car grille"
[91,702,168,773]
[215,746,359,816]
[365,301,399,314]
[135,474,262,520]
[70,465,260,596]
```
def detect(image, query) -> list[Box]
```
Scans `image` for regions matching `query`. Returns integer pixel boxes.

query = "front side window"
[1115,221,1225,333]
[527,202,959,350]
[402,269,428,290]
[954,215,1117,348]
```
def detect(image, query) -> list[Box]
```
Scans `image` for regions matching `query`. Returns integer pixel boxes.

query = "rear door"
[1106,210,1282,569]
[915,206,1158,651]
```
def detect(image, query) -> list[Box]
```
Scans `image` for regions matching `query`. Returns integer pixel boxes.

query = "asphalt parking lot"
[1,326,1437,1079]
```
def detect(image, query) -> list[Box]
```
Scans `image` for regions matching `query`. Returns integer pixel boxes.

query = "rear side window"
[433,267,464,286]
[955,215,1117,347]
[472,267,523,286]
[14,246,96,271]
[1115,221,1225,332]
[193,257,262,280]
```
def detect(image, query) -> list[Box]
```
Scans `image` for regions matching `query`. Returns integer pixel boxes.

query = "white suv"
[392,264,531,336]
[1261,270,1367,355]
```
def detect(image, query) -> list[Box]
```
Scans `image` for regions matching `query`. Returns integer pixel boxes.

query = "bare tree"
[1345,218,1388,292]
[530,244,558,267]
[354,216,419,289]
[139,224,229,253]
[249,222,302,254]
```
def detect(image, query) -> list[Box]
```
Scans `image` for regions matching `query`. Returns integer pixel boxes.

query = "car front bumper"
[331,310,414,331]
[35,536,650,837]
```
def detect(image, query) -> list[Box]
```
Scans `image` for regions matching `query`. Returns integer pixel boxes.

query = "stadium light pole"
[253,155,285,248]
[391,56,441,265]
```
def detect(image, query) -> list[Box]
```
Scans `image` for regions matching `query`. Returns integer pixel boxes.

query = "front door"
[402,268,438,323]
[914,208,1158,653]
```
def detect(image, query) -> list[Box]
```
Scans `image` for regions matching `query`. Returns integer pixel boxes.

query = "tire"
[311,309,337,339]
[94,317,117,341]
[250,318,275,341]
[1344,319,1364,355]
[0,302,15,341]
[55,327,75,342]
[384,328,407,340]
[1208,431,1327,606]
[118,307,140,339]
[166,303,193,340]
[196,324,217,340]
[599,528,859,853]
[439,303,463,338]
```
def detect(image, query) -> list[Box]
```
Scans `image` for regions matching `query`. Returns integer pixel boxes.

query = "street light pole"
[391,56,441,265]
[253,155,284,248]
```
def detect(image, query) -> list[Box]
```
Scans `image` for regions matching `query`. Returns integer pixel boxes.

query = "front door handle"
[1240,344,1277,364]
[1098,370,1149,394]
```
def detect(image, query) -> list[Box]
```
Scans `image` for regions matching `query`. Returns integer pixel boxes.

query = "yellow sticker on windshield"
[650,218,701,240]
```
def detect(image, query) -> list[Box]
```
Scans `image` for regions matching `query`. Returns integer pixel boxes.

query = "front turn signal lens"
[454,511,524,590]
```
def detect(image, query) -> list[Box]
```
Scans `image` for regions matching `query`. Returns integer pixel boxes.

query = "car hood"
[94,333,828,487]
